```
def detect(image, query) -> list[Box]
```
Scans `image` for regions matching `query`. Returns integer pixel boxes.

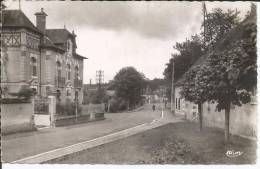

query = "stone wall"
[175,86,257,139]
[1,101,36,134]
[202,102,257,139]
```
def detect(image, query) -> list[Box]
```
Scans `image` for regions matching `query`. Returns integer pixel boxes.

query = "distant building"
[1,8,87,104]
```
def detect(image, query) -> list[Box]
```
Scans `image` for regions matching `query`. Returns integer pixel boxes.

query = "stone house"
[174,8,257,139]
[1,8,87,104]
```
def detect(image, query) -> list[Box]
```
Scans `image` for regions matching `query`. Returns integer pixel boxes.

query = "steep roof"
[46,29,75,44]
[46,29,87,59]
[2,9,87,59]
[2,10,42,34]
[74,53,88,60]
[40,36,66,53]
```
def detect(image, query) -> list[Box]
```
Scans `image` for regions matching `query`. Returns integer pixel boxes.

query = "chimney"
[35,8,47,34]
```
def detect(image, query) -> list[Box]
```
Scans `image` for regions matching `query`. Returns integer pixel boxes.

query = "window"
[178,98,181,110]
[67,41,70,51]
[56,90,61,101]
[56,61,62,78]
[175,98,178,109]
[67,64,71,80]
[75,66,79,79]
[30,57,37,77]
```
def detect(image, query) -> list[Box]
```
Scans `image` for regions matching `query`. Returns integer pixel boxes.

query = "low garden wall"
[1,100,36,134]
[54,113,105,127]
[202,102,257,139]
[81,103,104,115]
[54,102,105,127]
[182,100,257,139]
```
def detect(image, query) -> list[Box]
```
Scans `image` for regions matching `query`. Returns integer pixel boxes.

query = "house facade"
[1,8,86,104]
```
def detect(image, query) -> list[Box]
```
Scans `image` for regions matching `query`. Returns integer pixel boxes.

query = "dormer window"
[67,40,71,51]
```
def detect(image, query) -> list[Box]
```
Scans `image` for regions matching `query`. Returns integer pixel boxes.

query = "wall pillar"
[45,52,52,84]
[48,96,56,127]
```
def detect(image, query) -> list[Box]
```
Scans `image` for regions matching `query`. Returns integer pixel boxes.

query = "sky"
[5,1,251,84]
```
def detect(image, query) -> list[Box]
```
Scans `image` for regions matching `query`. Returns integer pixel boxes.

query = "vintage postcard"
[0,0,258,168]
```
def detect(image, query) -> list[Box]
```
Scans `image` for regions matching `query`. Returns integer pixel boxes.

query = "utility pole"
[18,0,21,10]
[96,70,104,103]
[96,70,104,87]
[202,2,212,50]
[170,54,175,114]
[203,2,206,49]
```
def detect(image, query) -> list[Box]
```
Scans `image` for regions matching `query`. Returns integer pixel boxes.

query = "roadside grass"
[51,122,256,164]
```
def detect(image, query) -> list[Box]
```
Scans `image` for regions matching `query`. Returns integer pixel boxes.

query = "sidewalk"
[2,104,174,163]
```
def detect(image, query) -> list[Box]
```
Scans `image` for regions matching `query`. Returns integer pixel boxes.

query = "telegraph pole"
[203,2,206,49]
[202,2,212,50]
[96,70,104,103]
[18,0,21,10]
[170,54,175,114]
[96,70,104,87]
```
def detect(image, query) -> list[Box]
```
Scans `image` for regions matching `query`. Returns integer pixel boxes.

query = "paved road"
[2,103,169,162]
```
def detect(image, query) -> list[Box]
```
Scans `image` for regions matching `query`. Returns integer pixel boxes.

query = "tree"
[163,34,204,100]
[179,5,256,142]
[146,78,166,92]
[164,34,204,83]
[91,88,107,104]
[180,65,210,131]
[113,67,146,109]
[193,16,256,143]
[203,8,241,50]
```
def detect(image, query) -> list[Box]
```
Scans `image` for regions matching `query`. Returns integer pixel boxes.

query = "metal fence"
[34,98,49,115]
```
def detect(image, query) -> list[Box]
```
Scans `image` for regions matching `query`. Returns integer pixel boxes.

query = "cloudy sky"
[5,1,251,84]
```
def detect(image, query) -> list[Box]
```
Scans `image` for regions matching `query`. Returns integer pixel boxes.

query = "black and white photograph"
[0,0,258,167]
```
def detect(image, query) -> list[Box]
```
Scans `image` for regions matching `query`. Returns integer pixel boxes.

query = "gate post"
[48,96,56,127]
[31,98,35,128]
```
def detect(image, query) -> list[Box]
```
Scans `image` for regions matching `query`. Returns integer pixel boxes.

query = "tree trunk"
[224,103,231,143]
[198,102,203,131]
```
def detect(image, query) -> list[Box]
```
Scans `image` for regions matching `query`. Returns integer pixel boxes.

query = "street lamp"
[170,54,176,114]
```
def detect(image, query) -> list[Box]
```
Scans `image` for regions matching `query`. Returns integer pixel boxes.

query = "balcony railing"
[55,76,65,88]
[74,78,83,88]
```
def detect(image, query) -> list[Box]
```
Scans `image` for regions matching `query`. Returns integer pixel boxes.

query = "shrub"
[9,86,36,101]
[108,97,119,113]
[118,99,128,111]
[108,97,128,113]
[56,100,82,116]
